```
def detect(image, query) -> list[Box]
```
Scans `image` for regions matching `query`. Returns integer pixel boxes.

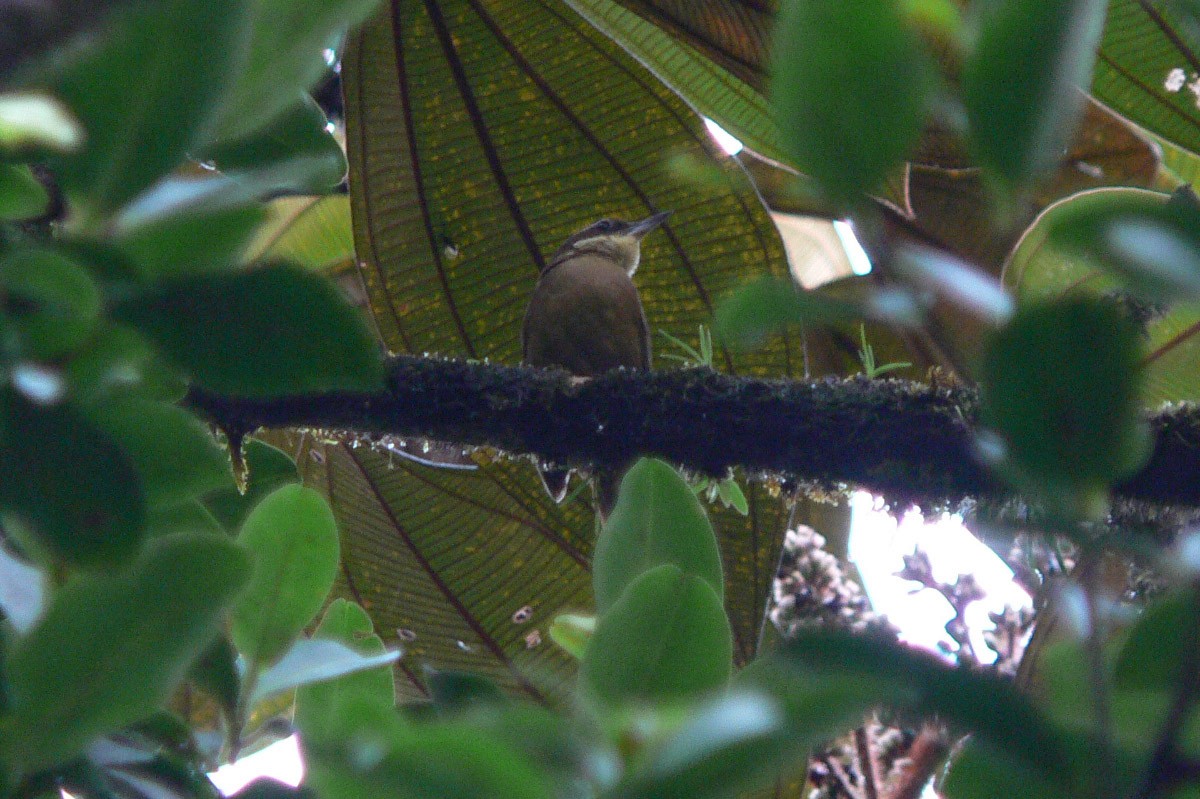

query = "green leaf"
[425,670,506,713]
[250,195,354,273]
[563,0,786,164]
[0,164,50,221]
[5,532,250,771]
[0,247,101,360]
[48,0,249,223]
[251,638,400,706]
[714,276,920,350]
[146,500,226,538]
[980,296,1152,517]
[547,613,594,660]
[771,0,932,205]
[203,97,346,195]
[1003,186,1200,405]
[581,564,732,705]
[593,458,723,613]
[305,719,553,799]
[189,635,241,720]
[942,741,1062,799]
[0,93,84,156]
[1046,186,1200,302]
[0,542,45,634]
[115,263,385,398]
[0,391,145,568]
[295,599,395,742]
[963,0,1107,192]
[771,629,1073,781]
[87,397,231,509]
[203,438,299,531]
[613,690,804,799]
[1112,591,1200,691]
[232,484,340,668]
[217,0,382,141]
[1092,0,1200,157]
[115,204,267,279]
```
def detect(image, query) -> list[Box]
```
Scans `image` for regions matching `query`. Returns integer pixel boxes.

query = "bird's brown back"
[522,253,650,376]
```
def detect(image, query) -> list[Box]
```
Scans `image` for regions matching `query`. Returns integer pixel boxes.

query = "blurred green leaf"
[771,0,931,205]
[594,458,723,613]
[5,533,249,771]
[203,439,299,531]
[0,541,45,634]
[189,636,241,721]
[232,484,340,668]
[0,247,101,360]
[425,670,506,713]
[115,263,385,398]
[582,564,731,705]
[115,204,267,278]
[1046,186,1200,301]
[0,164,50,221]
[305,717,553,799]
[296,599,395,741]
[980,297,1151,518]
[715,276,920,350]
[1003,186,1200,405]
[547,613,594,660]
[612,690,801,799]
[252,638,400,706]
[942,741,1062,799]
[771,629,1073,781]
[0,93,84,155]
[963,0,1107,192]
[217,0,381,141]
[0,391,145,568]
[48,0,249,223]
[203,97,346,194]
[87,397,230,509]
[1112,591,1200,691]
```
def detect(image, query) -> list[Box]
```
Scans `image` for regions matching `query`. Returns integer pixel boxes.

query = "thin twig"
[884,723,952,799]
[855,726,881,799]
[824,755,865,799]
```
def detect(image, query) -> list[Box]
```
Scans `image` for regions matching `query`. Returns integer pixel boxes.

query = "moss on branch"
[186,354,1200,509]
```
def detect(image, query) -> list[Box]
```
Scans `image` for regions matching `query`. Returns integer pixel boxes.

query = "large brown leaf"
[329,0,799,700]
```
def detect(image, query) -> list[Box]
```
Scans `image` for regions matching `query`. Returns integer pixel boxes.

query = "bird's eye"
[596,219,615,232]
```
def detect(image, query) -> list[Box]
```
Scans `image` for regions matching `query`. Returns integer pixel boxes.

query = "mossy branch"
[187,354,1200,509]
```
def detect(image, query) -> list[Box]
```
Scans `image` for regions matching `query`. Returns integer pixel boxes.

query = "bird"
[522,210,671,515]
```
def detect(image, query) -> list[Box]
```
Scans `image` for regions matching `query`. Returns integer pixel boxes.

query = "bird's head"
[550,210,671,275]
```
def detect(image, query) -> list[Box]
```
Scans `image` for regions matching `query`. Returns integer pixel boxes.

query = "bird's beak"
[627,210,672,238]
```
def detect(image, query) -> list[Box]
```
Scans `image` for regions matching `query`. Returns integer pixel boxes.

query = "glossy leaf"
[232,484,340,668]
[203,97,347,195]
[47,0,248,222]
[0,542,45,634]
[115,263,385,398]
[594,458,723,612]
[115,204,267,278]
[216,0,382,141]
[5,533,249,771]
[772,0,932,205]
[0,164,50,221]
[87,397,231,509]
[0,93,84,155]
[0,391,145,568]
[581,564,732,705]
[189,636,241,720]
[980,297,1151,517]
[296,599,396,743]
[252,638,400,706]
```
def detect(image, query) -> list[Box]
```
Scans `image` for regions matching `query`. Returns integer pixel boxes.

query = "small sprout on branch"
[857,324,911,379]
